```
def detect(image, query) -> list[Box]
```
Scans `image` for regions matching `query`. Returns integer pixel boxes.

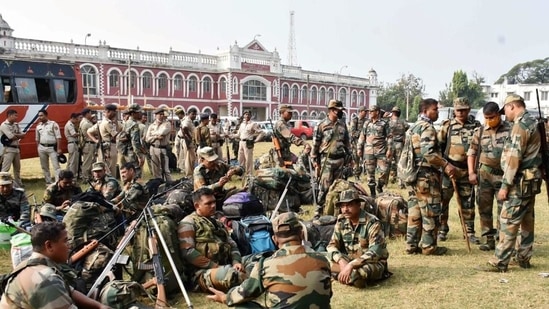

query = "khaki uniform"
[146,120,172,181]
[79,118,95,181]
[176,116,196,177]
[36,120,62,184]
[236,120,264,174]
[208,122,225,160]
[64,120,80,176]
[98,119,120,177]
[195,123,211,149]
[0,120,23,187]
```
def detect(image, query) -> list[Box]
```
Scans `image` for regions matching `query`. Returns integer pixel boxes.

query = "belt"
[325,153,345,160]
[40,143,56,147]
[85,141,95,144]
[480,164,504,176]
[152,145,167,149]
[68,141,77,144]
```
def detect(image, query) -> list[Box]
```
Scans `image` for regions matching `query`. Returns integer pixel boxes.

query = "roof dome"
[368,68,377,75]
[0,15,13,31]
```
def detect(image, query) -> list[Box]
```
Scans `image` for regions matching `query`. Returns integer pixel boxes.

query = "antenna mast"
[287,11,297,66]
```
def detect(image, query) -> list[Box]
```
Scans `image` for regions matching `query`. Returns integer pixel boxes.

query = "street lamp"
[84,33,91,45]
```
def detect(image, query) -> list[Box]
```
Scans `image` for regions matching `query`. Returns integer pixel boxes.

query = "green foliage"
[377,73,425,121]
[438,70,485,108]
[496,57,549,84]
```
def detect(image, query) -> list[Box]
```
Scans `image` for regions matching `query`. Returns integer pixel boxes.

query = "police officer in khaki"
[208,113,226,160]
[64,112,81,177]
[36,109,62,185]
[196,113,212,150]
[234,110,264,175]
[0,109,25,188]
[98,104,121,177]
[177,108,197,177]
[79,108,96,181]
[146,107,173,181]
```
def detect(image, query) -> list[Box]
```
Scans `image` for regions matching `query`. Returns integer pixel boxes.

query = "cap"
[198,146,218,162]
[369,105,380,111]
[210,113,217,119]
[391,106,401,112]
[121,109,131,115]
[92,162,106,172]
[279,104,295,113]
[57,153,67,164]
[358,106,367,112]
[242,110,251,115]
[40,203,58,220]
[328,99,345,110]
[105,104,117,111]
[504,94,524,105]
[127,104,142,113]
[200,113,210,121]
[81,108,91,115]
[154,107,167,115]
[174,108,185,116]
[453,97,470,110]
[0,172,13,185]
[335,189,362,206]
[272,212,302,234]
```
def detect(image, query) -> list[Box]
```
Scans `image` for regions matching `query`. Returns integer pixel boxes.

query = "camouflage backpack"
[63,201,119,250]
[397,124,419,185]
[99,280,151,309]
[375,192,408,238]
[69,242,114,292]
[324,179,370,216]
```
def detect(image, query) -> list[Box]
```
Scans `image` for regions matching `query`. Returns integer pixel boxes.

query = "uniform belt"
[152,145,167,149]
[40,143,56,147]
[480,164,504,176]
[68,141,77,144]
[85,141,95,144]
[325,153,345,160]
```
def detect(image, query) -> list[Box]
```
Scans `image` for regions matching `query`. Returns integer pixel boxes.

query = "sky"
[3,0,549,97]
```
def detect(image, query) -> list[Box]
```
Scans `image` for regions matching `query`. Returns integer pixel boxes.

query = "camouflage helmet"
[165,189,194,215]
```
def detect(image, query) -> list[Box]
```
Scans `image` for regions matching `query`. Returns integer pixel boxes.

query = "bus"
[0,58,85,158]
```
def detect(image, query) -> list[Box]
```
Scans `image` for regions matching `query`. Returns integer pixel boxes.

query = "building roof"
[0,15,13,31]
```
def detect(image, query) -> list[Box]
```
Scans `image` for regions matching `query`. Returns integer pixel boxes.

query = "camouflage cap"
[358,106,368,112]
[92,162,106,172]
[504,94,524,105]
[279,104,295,113]
[369,104,380,111]
[272,212,302,234]
[335,189,362,206]
[127,104,142,113]
[391,106,401,112]
[453,97,470,110]
[328,99,345,110]
[0,172,13,185]
[40,203,58,221]
[198,146,218,162]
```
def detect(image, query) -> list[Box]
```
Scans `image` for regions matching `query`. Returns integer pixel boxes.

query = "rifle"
[307,154,318,208]
[270,176,292,221]
[1,218,31,235]
[536,89,549,195]
[144,210,168,309]
[451,178,471,253]
[269,119,292,168]
[68,220,127,264]
[226,137,231,164]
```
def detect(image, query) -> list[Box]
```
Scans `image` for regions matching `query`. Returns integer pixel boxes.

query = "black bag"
[222,192,265,219]
[245,139,255,149]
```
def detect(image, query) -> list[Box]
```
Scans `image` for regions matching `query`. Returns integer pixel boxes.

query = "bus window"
[14,77,38,103]
[35,78,52,102]
[53,79,68,103]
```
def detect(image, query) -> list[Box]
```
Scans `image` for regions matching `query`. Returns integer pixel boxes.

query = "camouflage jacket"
[327,209,389,266]
[196,124,211,148]
[501,110,542,190]
[349,116,367,140]
[111,179,149,214]
[193,160,244,192]
[357,118,393,154]
[43,183,83,207]
[388,118,409,143]
[123,118,146,156]
[274,119,304,160]
[225,243,332,308]
[178,212,242,269]
[411,115,447,169]
[89,176,121,200]
[437,115,481,168]
[0,188,30,223]
[311,118,350,161]
[467,121,511,170]
[0,252,76,309]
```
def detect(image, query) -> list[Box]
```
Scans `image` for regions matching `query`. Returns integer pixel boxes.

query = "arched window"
[311,87,317,104]
[81,65,97,95]
[188,76,198,92]
[359,92,365,105]
[129,71,137,89]
[352,91,357,105]
[320,88,325,104]
[328,89,334,101]
[158,73,168,89]
[339,88,347,103]
[108,71,120,88]
[291,85,298,103]
[203,77,212,93]
[220,77,227,93]
[142,72,153,89]
[243,80,267,101]
[174,75,183,91]
[282,84,289,98]
[301,86,308,103]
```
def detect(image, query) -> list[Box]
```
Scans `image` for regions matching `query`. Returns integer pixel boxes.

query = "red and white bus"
[0,58,85,158]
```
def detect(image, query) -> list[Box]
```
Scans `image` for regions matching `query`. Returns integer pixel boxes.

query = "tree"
[438,70,485,108]
[376,73,425,121]
[495,57,549,84]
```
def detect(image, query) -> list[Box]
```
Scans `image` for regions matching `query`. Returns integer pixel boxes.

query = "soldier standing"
[195,113,212,150]
[177,108,197,177]
[357,105,392,197]
[146,107,173,182]
[36,110,62,185]
[122,104,146,177]
[139,113,152,176]
[349,106,368,179]
[98,104,120,177]
[235,110,264,175]
[482,95,542,272]
[116,109,131,168]
[64,112,81,177]
[437,98,481,243]
[406,98,456,255]
[311,100,351,218]
[208,113,226,160]
[0,109,25,188]
[0,172,30,226]
[79,108,96,181]
[388,106,409,187]
[467,102,511,251]
[274,104,305,166]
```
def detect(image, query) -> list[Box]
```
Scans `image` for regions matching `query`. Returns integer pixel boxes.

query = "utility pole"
[287,11,297,66]
[306,74,310,116]
[127,56,132,105]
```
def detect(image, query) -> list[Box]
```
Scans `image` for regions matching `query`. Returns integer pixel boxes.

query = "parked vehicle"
[256,121,273,142]
[288,120,315,140]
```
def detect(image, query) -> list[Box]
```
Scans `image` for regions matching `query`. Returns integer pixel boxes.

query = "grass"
[4,141,549,308]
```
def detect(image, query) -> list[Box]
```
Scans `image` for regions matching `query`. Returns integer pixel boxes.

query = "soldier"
[193,146,244,209]
[437,98,481,243]
[273,104,306,167]
[208,113,226,160]
[178,187,245,293]
[89,162,121,200]
[121,104,146,178]
[406,98,456,255]
[196,113,212,150]
[327,189,390,287]
[116,109,131,168]
[0,172,30,226]
[388,106,409,187]
[349,106,368,179]
[43,170,82,213]
[235,110,264,175]
[36,109,63,185]
[481,95,542,272]
[0,222,110,309]
[207,212,332,308]
[98,104,120,177]
[146,107,173,182]
[297,142,313,171]
[0,109,25,188]
[311,100,351,218]
[467,102,511,251]
[357,104,392,197]
[111,162,148,218]
[64,112,81,177]
[79,108,96,181]
[176,108,197,177]
[139,113,153,176]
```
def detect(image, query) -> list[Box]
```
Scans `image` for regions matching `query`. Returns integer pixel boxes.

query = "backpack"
[69,242,115,292]
[231,215,276,256]
[222,191,265,219]
[324,179,369,216]
[99,280,151,309]
[248,181,301,213]
[63,201,119,250]
[302,215,337,252]
[397,125,419,185]
[375,192,408,238]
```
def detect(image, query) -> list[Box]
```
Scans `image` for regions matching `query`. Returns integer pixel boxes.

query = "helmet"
[58,153,67,164]
[165,189,194,216]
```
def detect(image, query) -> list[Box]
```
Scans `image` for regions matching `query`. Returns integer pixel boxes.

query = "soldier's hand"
[233,263,243,272]
[386,150,392,159]
[206,287,227,304]
[219,176,229,186]
[337,263,354,285]
[357,150,362,157]
[60,200,71,210]
[497,188,508,201]
[468,172,478,185]
[444,163,457,179]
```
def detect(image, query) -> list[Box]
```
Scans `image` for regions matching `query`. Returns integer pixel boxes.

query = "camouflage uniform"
[196,122,212,149]
[89,172,121,200]
[467,120,511,249]
[194,160,244,193]
[311,103,350,217]
[79,117,96,181]
[0,187,30,223]
[178,212,245,292]
[438,104,481,240]
[327,207,389,286]
[122,116,147,177]
[349,108,368,178]
[0,252,76,308]
[43,182,83,207]
[406,114,448,255]
[274,108,304,165]
[488,98,541,270]
[111,178,148,216]
[388,110,409,185]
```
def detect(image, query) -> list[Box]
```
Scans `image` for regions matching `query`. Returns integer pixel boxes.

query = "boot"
[479,237,495,251]
[438,231,448,242]
[376,181,384,193]
[467,234,481,245]
[369,184,377,198]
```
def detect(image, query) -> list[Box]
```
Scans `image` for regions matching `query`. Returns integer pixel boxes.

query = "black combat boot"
[377,181,384,193]
[369,184,377,197]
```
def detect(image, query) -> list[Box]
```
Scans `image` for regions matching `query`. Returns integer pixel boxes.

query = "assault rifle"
[1,218,31,235]
[451,178,471,253]
[269,119,292,168]
[68,220,126,264]
[536,89,549,196]
[144,210,168,308]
